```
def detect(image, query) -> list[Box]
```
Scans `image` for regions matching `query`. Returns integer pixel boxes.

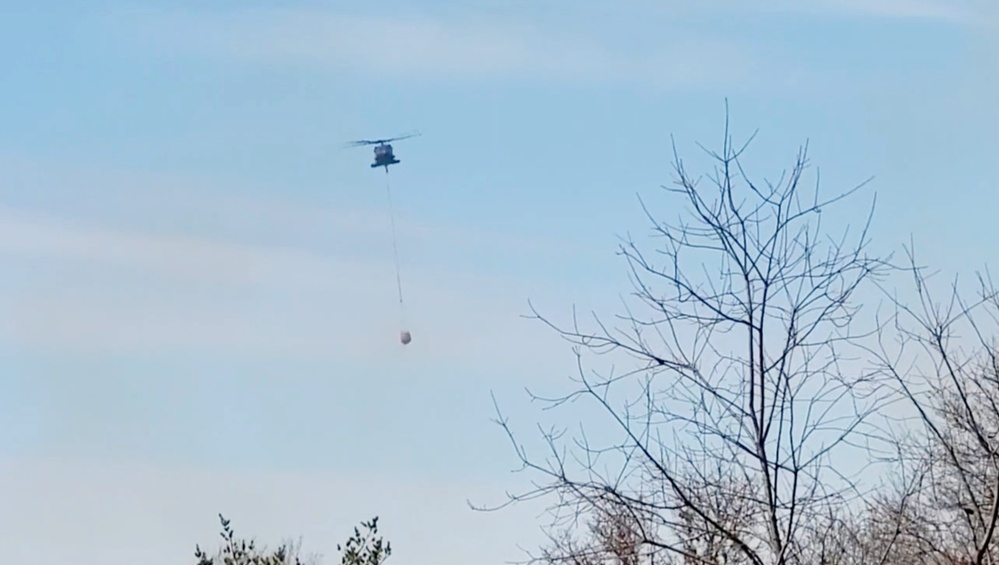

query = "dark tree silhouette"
[482,110,895,565]
[194,515,390,565]
[864,251,999,564]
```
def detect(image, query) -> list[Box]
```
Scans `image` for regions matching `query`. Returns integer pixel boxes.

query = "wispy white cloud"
[114,7,762,90]
[625,0,996,26]
[792,0,964,20]
[106,2,996,99]
[0,154,593,370]
[757,0,997,24]
[0,153,579,264]
[0,454,545,565]
[0,203,579,370]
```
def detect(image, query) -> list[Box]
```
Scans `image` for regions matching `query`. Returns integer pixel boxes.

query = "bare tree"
[539,501,659,565]
[867,252,999,564]
[482,111,893,565]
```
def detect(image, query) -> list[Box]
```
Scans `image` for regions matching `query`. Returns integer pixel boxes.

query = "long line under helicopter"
[383,168,405,330]
[344,132,421,345]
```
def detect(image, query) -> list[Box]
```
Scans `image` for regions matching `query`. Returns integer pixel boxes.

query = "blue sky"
[1,1,997,563]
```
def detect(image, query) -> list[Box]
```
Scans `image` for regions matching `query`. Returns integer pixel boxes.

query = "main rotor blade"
[343,131,421,148]
[344,139,380,147]
[383,131,421,143]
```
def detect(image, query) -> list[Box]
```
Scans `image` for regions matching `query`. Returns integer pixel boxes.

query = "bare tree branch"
[476,107,895,565]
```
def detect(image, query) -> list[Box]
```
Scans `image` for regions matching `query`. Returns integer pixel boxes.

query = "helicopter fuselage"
[371,143,400,168]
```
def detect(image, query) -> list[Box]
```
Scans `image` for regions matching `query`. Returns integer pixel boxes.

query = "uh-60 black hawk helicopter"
[344,132,421,172]
[343,130,422,346]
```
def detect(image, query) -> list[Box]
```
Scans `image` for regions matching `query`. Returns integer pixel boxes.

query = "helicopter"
[343,131,422,345]
[345,132,421,172]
